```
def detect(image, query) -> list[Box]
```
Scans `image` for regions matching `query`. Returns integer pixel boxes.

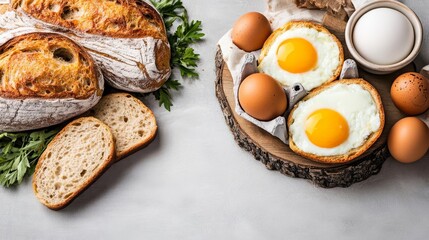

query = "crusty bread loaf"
[287,79,385,164]
[295,0,355,20]
[5,0,171,93]
[0,29,104,132]
[89,93,157,160]
[11,0,167,40]
[0,32,99,99]
[33,117,115,210]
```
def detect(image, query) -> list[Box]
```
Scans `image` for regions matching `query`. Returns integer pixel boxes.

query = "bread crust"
[259,21,344,88]
[11,0,166,40]
[32,117,116,210]
[118,129,157,160]
[0,32,100,99]
[287,79,385,164]
[0,4,9,14]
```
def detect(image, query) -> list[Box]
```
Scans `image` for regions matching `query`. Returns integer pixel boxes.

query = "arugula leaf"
[150,0,205,111]
[0,129,58,187]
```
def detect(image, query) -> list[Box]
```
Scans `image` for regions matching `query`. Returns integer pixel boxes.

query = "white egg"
[353,8,414,65]
[258,23,342,91]
[289,82,381,156]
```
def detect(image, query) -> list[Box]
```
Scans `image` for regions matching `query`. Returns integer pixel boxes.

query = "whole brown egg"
[231,12,272,52]
[390,72,429,115]
[388,117,429,163]
[238,73,287,121]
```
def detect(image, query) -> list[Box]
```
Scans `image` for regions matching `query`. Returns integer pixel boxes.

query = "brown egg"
[391,72,429,115]
[238,73,287,121]
[231,12,272,52]
[388,117,429,163]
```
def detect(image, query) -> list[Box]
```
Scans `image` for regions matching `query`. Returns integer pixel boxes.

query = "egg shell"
[388,117,429,163]
[231,12,272,52]
[238,73,287,121]
[352,8,414,65]
[391,72,429,115]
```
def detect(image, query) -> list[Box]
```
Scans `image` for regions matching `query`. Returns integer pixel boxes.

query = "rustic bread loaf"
[295,0,355,20]
[33,117,115,210]
[4,0,171,93]
[89,93,157,160]
[0,29,104,132]
[11,0,166,39]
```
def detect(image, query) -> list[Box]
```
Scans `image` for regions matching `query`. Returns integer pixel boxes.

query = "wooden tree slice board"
[215,48,415,188]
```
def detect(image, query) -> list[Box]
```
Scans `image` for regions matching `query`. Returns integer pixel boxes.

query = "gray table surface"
[1,1,428,239]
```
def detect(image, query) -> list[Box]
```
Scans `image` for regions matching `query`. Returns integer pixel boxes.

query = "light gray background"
[1,1,428,239]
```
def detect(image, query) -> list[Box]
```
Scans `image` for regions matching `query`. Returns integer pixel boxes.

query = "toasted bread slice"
[90,93,157,161]
[258,21,344,91]
[33,117,115,210]
[287,79,385,164]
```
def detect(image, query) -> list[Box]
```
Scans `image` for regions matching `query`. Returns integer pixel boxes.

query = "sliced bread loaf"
[90,93,157,161]
[33,117,115,210]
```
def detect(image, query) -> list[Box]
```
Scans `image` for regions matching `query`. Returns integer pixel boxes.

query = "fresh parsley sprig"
[150,0,205,111]
[0,129,58,187]
[151,0,186,30]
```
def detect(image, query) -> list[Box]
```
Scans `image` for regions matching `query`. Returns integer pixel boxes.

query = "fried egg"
[288,79,385,163]
[258,21,344,91]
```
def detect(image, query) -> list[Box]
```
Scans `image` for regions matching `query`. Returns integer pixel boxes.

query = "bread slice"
[287,79,385,164]
[32,117,115,210]
[89,93,157,161]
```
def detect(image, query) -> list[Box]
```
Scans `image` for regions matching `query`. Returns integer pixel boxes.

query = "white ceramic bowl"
[345,0,423,75]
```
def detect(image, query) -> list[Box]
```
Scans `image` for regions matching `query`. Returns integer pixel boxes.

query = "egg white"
[289,83,381,156]
[258,27,341,91]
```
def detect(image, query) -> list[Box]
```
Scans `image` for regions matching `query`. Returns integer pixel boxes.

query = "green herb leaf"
[150,0,185,31]
[150,0,205,110]
[0,129,58,188]
[153,79,182,111]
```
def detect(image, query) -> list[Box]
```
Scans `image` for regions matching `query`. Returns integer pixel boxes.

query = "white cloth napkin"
[264,0,325,29]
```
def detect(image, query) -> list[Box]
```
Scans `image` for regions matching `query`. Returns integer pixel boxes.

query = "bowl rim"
[345,0,423,72]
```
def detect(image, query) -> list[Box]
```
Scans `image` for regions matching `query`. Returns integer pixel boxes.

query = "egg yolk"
[276,38,318,74]
[305,109,349,148]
